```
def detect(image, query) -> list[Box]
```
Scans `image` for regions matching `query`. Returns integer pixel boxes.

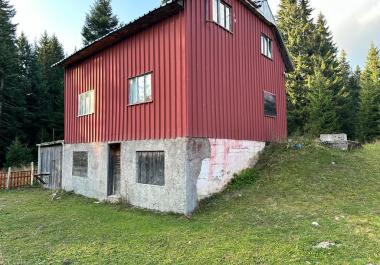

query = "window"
[129,73,152,105]
[137,151,165,186]
[212,0,232,31]
[78,90,94,116]
[264,91,277,117]
[72,151,88,177]
[261,35,273,59]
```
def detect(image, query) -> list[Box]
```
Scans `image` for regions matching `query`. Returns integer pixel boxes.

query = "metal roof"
[54,0,293,72]
[53,0,184,67]
[241,0,294,72]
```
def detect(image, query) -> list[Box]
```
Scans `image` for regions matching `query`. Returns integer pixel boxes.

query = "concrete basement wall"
[62,138,265,215]
[190,139,265,200]
[62,143,109,200]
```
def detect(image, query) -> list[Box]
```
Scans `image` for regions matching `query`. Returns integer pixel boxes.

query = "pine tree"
[313,13,339,79]
[306,65,339,136]
[81,0,119,46]
[17,33,42,150]
[4,137,32,168]
[335,51,361,139]
[36,33,65,143]
[358,44,380,142]
[276,0,315,134]
[0,0,24,166]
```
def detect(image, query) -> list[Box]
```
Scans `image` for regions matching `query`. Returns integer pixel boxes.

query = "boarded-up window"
[72,151,88,177]
[137,151,165,186]
[264,91,277,117]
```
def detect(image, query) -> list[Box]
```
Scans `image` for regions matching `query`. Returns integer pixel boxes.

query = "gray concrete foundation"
[62,138,265,215]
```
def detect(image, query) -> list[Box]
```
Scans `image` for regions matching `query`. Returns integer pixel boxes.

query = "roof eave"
[53,0,184,68]
[239,0,294,73]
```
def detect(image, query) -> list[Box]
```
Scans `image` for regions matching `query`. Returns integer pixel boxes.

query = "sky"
[10,0,380,68]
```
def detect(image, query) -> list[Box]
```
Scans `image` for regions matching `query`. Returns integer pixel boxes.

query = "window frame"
[136,151,165,186]
[263,91,277,118]
[128,72,153,106]
[72,151,89,178]
[261,34,273,60]
[78,90,95,117]
[211,0,233,32]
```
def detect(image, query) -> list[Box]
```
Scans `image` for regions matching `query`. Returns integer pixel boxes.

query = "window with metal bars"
[72,151,88,177]
[137,151,165,186]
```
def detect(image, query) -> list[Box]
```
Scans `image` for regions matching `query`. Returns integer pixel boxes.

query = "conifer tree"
[17,33,43,149]
[306,66,339,136]
[277,0,315,134]
[358,44,380,141]
[313,13,339,79]
[81,0,119,46]
[0,0,24,165]
[335,51,361,139]
[36,33,65,142]
[4,137,32,168]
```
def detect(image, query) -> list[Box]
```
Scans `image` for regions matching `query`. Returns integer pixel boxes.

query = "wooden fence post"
[6,167,11,190]
[30,162,34,186]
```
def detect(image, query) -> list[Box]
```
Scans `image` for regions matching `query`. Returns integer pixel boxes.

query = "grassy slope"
[0,143,379,265]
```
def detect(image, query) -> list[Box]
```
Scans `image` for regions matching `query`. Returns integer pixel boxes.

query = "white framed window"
[261,34,273,59]
[212,0,232,31]
[78,90,94,116]
[129,72,152,105]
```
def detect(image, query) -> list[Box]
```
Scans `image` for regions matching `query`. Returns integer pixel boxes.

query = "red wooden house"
[54,0,292,215]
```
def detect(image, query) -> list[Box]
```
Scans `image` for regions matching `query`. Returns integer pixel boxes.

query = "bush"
[4,138,32,168]
[228,168,260,189]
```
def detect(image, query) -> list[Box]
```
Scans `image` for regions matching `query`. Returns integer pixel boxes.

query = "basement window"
[264,91,277,117]
[212,0,232,31]
[137,151,165,186]
[72,151,88,177]
[261,34,273,59]
[129,73,152,105]
[78,90,94,116]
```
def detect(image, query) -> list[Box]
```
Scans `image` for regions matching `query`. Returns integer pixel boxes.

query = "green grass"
[1,143,380,265]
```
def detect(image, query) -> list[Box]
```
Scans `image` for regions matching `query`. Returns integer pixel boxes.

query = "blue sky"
[10,0,380,68]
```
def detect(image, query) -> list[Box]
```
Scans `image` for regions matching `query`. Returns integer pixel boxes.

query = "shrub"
[4,138,32,168]
[228,168,260,189]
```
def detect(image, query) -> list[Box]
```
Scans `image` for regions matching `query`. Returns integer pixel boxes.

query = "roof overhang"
[54,0,184,68]
[240,0,294,72]
[36,140,64,147]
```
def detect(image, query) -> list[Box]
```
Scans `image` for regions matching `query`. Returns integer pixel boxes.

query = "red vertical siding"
[186,0,287,142]
[64,11,188,144]
[64,0,287,144]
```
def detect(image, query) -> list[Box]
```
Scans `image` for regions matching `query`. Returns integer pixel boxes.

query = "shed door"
[108,144,121,196]
[40,145,62,190]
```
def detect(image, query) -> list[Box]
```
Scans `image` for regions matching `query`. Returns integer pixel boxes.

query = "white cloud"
[268,0,380,67]
[357,1,380,25]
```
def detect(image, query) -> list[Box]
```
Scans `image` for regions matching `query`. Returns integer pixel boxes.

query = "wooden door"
[108,144,121,196]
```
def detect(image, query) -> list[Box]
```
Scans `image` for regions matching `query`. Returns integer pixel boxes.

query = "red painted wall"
[64,0,287,144]
[186,0,287,142]
[64,11,188,143]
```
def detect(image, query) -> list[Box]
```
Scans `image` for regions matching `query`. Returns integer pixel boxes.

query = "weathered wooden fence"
[0,163,36,190]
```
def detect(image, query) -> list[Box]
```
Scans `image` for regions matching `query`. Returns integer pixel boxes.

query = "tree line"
[0,0,119,167]
[277,0,380,142]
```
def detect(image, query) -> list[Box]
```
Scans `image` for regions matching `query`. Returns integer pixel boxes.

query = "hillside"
[0,142,379,264]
